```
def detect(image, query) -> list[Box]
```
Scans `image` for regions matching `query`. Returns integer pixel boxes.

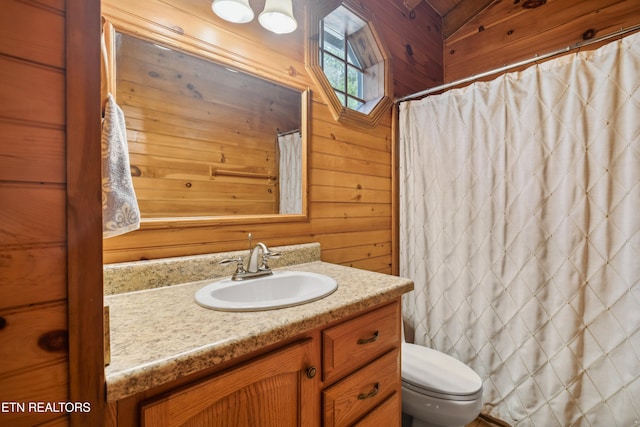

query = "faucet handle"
[260,250,280,270]
[219,257,246,274]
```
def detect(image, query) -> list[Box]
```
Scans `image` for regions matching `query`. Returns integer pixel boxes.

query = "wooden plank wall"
[444,0,640,81]
[0,0,70,425]
[102,0,443,273]
[116,33,300,217]
[1,1,103,425]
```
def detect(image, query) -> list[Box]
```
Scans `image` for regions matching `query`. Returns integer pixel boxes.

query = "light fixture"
[259,0,297,34]
[211,0,254,24]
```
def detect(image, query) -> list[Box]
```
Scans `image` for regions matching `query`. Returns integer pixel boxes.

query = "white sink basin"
[195,271,338,312]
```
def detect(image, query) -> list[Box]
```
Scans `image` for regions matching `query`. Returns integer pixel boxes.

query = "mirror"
[114,32,306,221]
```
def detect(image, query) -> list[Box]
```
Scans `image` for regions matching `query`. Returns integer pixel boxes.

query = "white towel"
[101,93,140,238]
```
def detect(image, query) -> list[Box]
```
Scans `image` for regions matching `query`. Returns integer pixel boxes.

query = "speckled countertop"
[104,244,413,402]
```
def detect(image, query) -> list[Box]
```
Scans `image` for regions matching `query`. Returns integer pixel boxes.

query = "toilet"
[401,342,483,427]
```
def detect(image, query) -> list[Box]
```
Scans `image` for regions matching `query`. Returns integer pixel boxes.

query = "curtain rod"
[395,24,640,104]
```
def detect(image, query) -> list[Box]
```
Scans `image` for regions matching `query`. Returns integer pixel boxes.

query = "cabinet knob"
[306,366,317,379]
[357,331,379,345]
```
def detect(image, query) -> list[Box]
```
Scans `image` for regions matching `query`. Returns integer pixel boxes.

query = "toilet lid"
[402,342,482,397]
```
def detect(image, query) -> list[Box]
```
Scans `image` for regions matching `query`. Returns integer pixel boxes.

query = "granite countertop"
[105,260,413,402]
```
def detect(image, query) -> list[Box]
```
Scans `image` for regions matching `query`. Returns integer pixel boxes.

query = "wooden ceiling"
[404,0,496,38]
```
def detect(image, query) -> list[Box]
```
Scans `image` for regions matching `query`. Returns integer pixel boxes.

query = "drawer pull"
[357,331,379,345]
[357,383,379,400]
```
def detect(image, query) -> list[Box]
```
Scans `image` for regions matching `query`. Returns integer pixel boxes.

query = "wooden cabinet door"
[140,339,316,427]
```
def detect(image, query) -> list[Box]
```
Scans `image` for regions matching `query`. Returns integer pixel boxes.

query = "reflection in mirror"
[115,32,303,218]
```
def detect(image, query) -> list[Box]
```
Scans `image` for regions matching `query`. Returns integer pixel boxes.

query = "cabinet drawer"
[353,392,401,426]
[322,350,400,427]
[322,301,400,381]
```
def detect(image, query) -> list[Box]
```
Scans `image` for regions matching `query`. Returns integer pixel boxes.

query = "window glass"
[347,43,360,67]
[347,66,362,98]
[323,26,344,57]
[323,54,345,92]
[347,97,364,110]
[319,10,366,110]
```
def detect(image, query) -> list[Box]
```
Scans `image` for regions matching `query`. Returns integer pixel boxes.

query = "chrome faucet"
[219,234,279,281]
[247,242,269,273]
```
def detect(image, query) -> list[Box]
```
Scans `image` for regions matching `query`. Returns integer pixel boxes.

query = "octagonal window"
[306,0,392,128]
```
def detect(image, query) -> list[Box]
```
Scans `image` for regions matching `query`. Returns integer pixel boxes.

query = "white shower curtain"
[399,32,640,426]
[278,131,302,214]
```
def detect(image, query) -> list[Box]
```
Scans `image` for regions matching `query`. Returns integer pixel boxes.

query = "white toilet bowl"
[401,342,483,427]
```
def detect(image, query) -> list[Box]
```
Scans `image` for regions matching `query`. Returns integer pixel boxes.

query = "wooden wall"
[116,33,301,217]
[102,0,443,272]
[444,0,640,81]
[0,0,103,426]
[0,0,70,425]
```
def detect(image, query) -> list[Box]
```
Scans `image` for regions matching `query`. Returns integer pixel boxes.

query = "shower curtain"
[278,131,302,214]
[399,32,640,426]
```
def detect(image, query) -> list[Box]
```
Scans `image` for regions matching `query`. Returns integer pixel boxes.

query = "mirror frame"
[102,17,310,230]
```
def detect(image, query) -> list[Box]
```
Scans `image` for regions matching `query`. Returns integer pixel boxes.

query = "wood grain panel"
[0,1,73,426]
[444,0,640,81]
[0,56,64,126]
[0,120,65,183]
[0,246,66,310]
[442,0,494,38]
[312,185,390,204]
[0,0,65,68]
[309,202,391,220]
[38,415,70,427]
[310,216,391,236]
[311,169,391,192]
[0,184,66,246]
[346,255,393,273]
[66,0,106,423]
[0,302,67,377]
[323,241,392,265]
[311,100,392,152]
[140,339,313,426]
[369,0,444,98]
[0,360,69,427]
[353,392,400,426]
[312,135,392,167]
[312,152,391,179]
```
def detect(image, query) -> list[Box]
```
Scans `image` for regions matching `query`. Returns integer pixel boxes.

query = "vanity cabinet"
[140,338,317,427]
[110,299,402,427]
[321,301,401,426]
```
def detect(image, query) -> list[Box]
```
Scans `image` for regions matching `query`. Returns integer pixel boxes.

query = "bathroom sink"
[195,271,338,311]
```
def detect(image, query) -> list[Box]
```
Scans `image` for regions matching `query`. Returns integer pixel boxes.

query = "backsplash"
[103,243,321,295]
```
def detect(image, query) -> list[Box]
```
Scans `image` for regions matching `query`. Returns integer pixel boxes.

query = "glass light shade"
[259,0,297,34]
[211,0,254,24]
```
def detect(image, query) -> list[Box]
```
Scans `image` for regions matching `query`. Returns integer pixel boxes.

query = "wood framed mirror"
[102,19,309,230]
